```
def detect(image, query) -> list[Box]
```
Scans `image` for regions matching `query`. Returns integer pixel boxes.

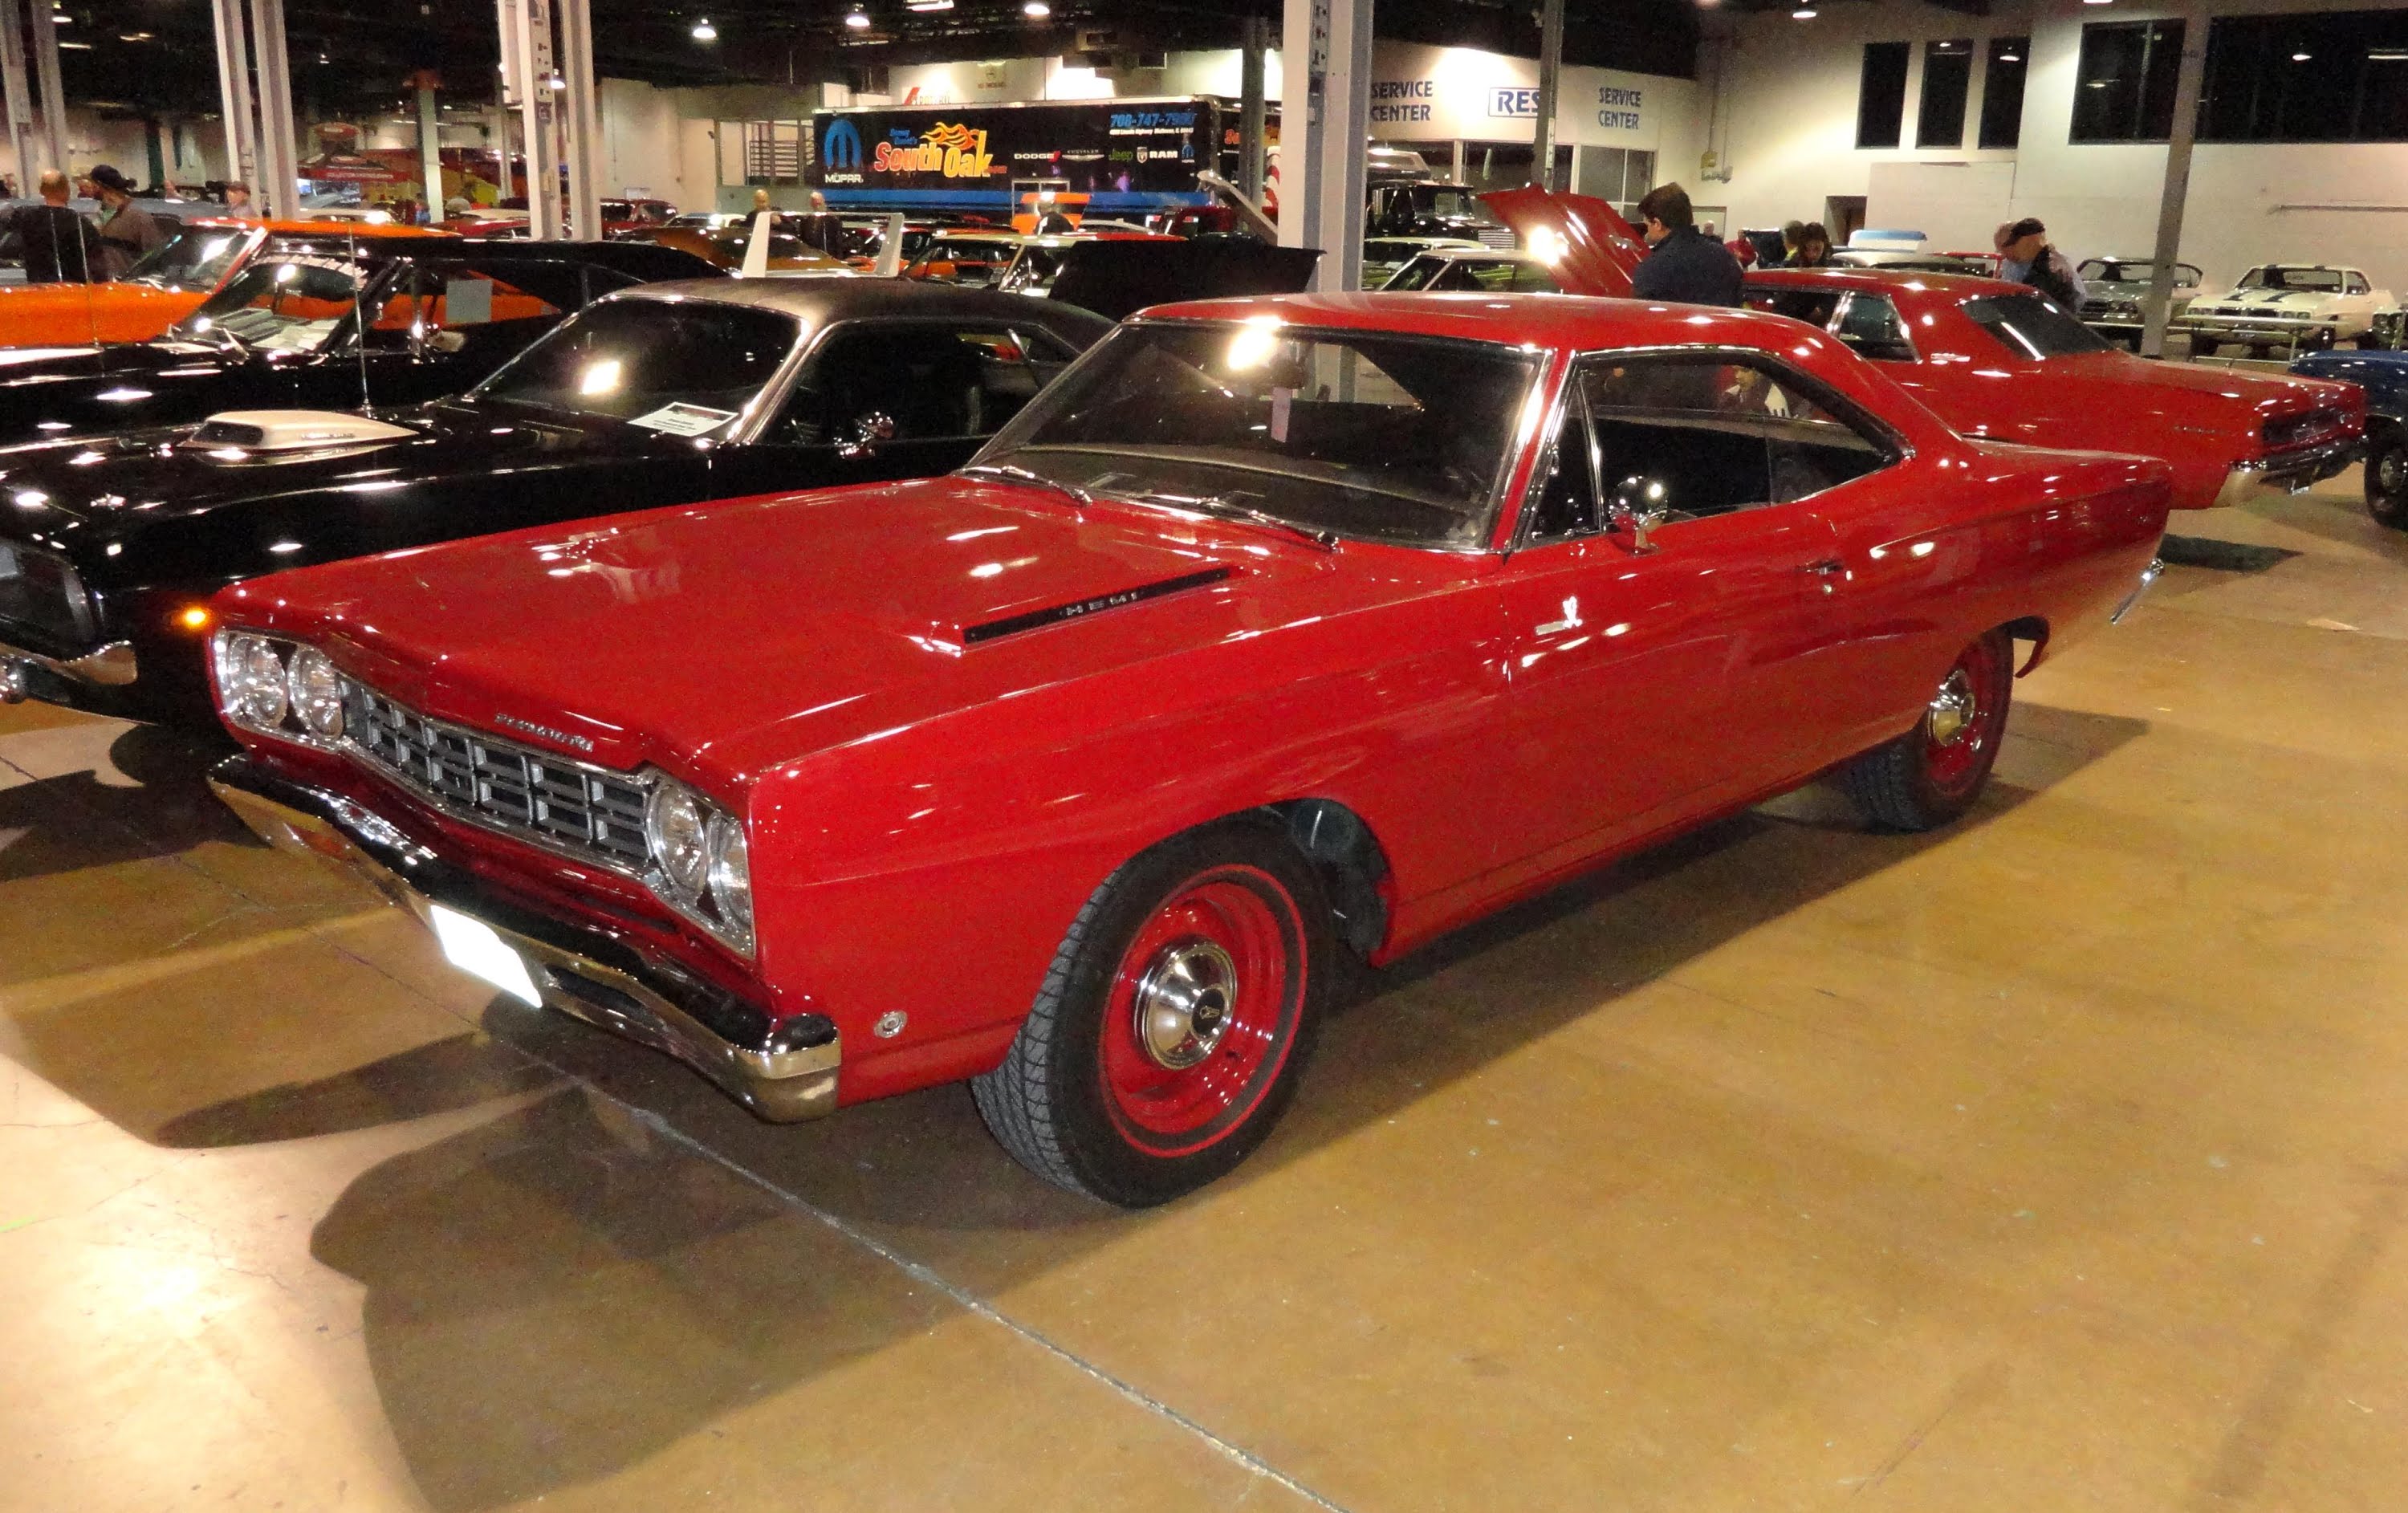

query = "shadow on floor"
[0,722,258,884]
[267,701,2149,1510]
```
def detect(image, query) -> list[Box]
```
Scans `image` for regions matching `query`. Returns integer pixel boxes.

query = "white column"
[498,0,562,238]
[415,81,443,223]
[206,0,258,197]
[2139,12,2207,360]
[27,0,67,174]
[555,0,600,238]
[246,0,299,216]
[1532,0,1564,190]
[2,0,39,182]
[1277,0,1371,291]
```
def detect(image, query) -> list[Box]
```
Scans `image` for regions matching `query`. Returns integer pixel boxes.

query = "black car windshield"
[125,226,250,292]
[472,298,799,433]
[170,255,376,352]
[1961,293,2111,359]
[973,321,1542,549]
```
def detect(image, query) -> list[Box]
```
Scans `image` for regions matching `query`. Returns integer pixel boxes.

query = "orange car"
[0,218,449,349]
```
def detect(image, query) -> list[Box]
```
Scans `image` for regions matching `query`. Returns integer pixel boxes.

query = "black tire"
[2367,430,2408,530]
[971,815,1332,1207]
[1841,629,2015,832]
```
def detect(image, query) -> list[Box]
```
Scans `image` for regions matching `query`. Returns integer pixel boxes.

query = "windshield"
[972,322,1542,549]
[2081,259,2199,285]
[1961,293,2112,359]
[125,227,250,292]
[2239,266,2345,293]
[472,299,799,434]
[908,237,1019,286]
[171,255,377,352]
[1408,185,1499,226]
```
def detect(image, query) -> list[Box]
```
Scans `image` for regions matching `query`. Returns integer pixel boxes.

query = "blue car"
[2292,348,2408,527]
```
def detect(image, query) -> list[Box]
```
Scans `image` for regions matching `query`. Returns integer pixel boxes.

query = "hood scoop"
[187,409,419,453]
[961,567,1233,647]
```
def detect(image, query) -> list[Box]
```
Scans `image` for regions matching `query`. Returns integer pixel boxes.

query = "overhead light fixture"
[1023,0,1048,15]
[1999,52,2021,62]
[547,70,566,90]
[2292,51,2312,62]
[905,0,951,10]
[844,6,870,26]
[2370,49,2408,61]
[2081,0,2112,6]
[1791,6,1816,16]
[55,36,89,47]
[691,15,715,39]
[48,10,66,22]
[117,29,151,40]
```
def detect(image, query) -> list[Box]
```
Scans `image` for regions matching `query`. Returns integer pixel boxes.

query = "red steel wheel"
[1096,867,1305,1157]
[971,817,1332,1207]
[1841,628,2015,831]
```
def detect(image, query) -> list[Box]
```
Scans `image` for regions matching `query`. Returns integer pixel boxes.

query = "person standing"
[86,165,165,278]
[1788,222,1836,268]
[0,169,103,283]
[1999,216,2085,308]
[222,180,260,220]
[1629,182,1744,307]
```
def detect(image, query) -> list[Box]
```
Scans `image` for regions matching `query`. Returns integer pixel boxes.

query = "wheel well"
[1265,799,1393,959]
[1999,615,2049,676]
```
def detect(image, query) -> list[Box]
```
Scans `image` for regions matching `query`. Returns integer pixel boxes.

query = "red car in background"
[1493,189,2363,511]
[205,294,2169,1206]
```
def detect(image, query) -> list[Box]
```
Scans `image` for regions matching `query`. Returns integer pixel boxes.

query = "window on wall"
[2203,10,2408,141]
[1857,42,1910,148]
[1980,37,2029,148]
[2072,20,2187,143]
[1918,40,1974,148]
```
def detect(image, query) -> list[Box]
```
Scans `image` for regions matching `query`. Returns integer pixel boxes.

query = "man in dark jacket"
[86,164,165,279]
[1629,182,1743,307]
[0,170,103,283]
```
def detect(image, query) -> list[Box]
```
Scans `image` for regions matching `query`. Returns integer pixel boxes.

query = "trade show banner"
[811,98,1233,209]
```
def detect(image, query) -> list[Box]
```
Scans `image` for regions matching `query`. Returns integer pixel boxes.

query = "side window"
[2349,272,2370,295]
[1832,293,1917,360]
[368,269,565,346]
[1525,380,1599,541]
[771,325,1045,445]
[1745,287,1843,329]
[1577,355,1894,524]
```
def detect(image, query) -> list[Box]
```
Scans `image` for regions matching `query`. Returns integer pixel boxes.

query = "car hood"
[215,478,1346,785]
[2192,289,2341,311]
[1476,187,1645,298]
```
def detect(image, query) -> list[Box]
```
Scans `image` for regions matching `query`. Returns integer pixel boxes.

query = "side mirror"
[1608,498,1670,554]
[838,412,896,459]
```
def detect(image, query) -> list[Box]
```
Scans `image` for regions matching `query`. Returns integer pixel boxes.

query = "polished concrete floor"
[8,472,2408,1511]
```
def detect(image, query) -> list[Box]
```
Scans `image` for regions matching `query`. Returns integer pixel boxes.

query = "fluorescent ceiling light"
[1791,6,1816,17]
[691,16,715,39]
[1023,0,1049,14]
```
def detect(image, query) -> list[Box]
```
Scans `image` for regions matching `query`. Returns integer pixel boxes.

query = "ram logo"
[822,118,863,170]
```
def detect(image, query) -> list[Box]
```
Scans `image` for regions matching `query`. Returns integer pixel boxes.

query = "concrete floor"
[7,470,2408,1512]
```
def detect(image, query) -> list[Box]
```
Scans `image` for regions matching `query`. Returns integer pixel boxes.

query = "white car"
[2183,263,2395,356]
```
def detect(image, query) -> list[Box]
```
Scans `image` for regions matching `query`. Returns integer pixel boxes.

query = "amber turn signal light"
[176,605,213,632]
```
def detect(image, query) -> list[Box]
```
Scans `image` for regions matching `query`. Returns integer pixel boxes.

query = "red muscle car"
[203,294,2171,1206]
[1489,189,2364,513]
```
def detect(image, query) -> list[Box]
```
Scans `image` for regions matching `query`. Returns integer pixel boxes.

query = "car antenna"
[349,230,376,417]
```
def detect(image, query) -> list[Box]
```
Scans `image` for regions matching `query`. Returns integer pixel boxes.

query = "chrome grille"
[340,681,651,871]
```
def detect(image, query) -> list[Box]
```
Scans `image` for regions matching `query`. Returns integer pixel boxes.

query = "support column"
[28,0,67,174]
[555,0,600,238]
[1532,0,1564,190]
[413,76,443,224]
[2139,10,2207,360]
[2,0,39,183]
[1277,0,1370,291]
[1238,11,1267,206]
[498,0,562,238]
[206,0,258,197]
[246,0,299,216]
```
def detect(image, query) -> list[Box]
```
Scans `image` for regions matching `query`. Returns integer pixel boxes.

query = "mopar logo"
[822,118,863,170]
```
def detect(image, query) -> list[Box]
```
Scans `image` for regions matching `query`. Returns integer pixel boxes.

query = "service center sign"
[1362,41,1662,144]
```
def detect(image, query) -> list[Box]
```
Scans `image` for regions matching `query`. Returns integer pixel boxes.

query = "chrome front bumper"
[0,637,135,702]
[209,758,841,1121]
[2212,435,2361,508]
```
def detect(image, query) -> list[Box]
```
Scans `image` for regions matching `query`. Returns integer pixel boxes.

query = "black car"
[0,279,1112,727]
[0,234,722,446]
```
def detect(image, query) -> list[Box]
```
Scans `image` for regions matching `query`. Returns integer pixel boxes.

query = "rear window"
[1961,293,2110,359]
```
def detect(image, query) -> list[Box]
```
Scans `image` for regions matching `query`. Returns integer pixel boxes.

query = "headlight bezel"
[285,645,346,738]
[642,772,755,957]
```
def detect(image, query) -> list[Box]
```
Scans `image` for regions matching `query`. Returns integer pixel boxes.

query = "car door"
[725,319,1080,493]
[1491,352,1855,881]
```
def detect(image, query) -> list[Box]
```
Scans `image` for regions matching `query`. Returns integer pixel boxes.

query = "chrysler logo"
[493,712,596,753]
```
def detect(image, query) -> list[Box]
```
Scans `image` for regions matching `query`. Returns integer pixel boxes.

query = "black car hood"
[0,401,598,545]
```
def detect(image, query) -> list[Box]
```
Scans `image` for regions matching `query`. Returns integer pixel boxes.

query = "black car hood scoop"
[960,566,1234,645]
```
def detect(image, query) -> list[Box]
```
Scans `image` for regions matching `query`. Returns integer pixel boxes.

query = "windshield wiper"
[1123,489,1339,553]
[959,462,1093,512]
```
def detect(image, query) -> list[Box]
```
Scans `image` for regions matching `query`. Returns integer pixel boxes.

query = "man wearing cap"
[1999,216,2085,310]
[0,169,104,283]
[86,165,165,279]
[222,180,260,220]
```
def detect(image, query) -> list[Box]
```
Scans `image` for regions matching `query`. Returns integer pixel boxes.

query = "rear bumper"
[2213,435,2361,508]
[208,755,841,1121]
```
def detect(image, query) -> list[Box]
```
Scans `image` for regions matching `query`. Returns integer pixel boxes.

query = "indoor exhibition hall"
[4,0,2407,1507]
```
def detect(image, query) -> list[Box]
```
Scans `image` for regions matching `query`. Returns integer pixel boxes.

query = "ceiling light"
[547,70,566,90]
[55,37,89,47]
[2081,0,2112,6]
[48,10,66,22]
[1022,0,1048,14]
[690,15,715,39]
[2292,51,2311,62]
[1791,6,1816,16]
[117,29,150,40]
[905,0,952,10]
[1999,52,2021,62]
[2370,49,2408,61]
[844,6,870,26]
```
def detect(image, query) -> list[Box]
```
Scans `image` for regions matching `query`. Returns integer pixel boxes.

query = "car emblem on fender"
[492,712,596,753]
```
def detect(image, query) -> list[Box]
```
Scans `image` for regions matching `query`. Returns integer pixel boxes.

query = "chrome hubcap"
[1133,938,1239,1070]
[1927,669,1977,746]
[2382,452,2405,493]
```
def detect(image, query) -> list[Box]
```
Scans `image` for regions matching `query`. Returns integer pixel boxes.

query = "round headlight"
[706,811,751,938]
[215,633,289,728]
[286,646,345,738]
[647,779,711,895]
